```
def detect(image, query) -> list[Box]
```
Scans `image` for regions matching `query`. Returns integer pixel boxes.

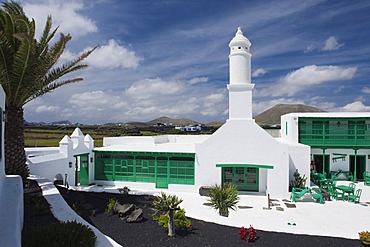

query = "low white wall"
[0,175,23,247]
[28,157,75,186]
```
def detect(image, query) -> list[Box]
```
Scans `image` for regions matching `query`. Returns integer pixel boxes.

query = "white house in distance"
[0,86,23,247]
[281,112,370,180]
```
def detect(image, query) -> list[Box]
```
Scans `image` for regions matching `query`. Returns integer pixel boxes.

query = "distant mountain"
[205,121,224,127]
[255,104,326,125]
[24,120,73,126]
[146,116,200,126]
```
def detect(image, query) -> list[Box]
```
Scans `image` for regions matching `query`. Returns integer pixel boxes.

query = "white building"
[90,28,310,198]
[25,28,313,198]
[281,112,370,180]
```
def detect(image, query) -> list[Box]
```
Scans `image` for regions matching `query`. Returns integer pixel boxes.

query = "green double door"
[222,167,258,192]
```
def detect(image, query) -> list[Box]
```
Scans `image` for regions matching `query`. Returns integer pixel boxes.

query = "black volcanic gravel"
[54,186,362,247]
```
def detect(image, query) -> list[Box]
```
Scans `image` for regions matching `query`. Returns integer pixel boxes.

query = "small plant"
[359,231,370,246]
[118,186,130,196]
[105,198,117,214]
[289,169,307,189]
[72,195,85,212]
[156,208,192,230]
[152,192,183,237]
[207,183,239,217]
[22,220,96,247]
[239,225,257,242]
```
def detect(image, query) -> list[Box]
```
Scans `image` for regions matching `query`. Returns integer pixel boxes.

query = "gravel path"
[56,187,363,247]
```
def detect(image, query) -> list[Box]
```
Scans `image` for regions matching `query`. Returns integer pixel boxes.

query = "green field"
[24,126,122,147]
[24,125,218,148]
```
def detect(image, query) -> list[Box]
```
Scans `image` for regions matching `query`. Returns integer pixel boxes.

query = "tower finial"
[236,27,243,35]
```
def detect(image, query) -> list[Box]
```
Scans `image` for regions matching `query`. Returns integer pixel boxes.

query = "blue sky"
[17,0,370,124]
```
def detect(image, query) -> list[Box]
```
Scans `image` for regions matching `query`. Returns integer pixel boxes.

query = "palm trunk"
[5,104,29,182]
[168,209,175,237]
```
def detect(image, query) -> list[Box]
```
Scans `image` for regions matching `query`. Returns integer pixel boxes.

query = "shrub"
[22,220,96,247]
[239,225,257,242]
[105,198,117,214]
[207,183,239,217]
[289,169,307,189]
[359,231,370,246]
[156,208,192,229]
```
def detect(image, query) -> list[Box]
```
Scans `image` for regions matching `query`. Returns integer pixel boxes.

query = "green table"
[335,185,354,201]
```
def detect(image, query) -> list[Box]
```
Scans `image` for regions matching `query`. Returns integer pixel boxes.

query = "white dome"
[229,27,251,48]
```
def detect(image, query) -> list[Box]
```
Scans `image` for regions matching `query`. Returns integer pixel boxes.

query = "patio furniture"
[309,188,324,204]
[348,189,362,204]
[335,185,354,201]
[364,172,370,186]
[349,183,356,195]
[290,187,308,203]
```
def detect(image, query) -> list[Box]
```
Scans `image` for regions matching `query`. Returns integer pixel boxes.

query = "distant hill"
[205,121,224,127]
[146,116,200,126]
[255,104,326,125]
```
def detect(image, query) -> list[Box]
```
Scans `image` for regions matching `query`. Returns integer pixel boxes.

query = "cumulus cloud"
[252,68,268,78]
[23,0,97,39]
[35,105,60,113]
[258,65,357,97]
[322,36,344,51]
[341,101,370,112]
[85,40,143,69]
[187,77,208,84]
[125,78,184,99]
[361,87,370,93]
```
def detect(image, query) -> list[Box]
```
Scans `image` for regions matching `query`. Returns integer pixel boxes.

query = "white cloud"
[23,0,97,39]
[85,40,143,69]
[340,101,370,112]
[333,85,345,94]
[188,77,208,84]
[258,65,357,97]
[35,105,60,113]
[361,87,370,93]
[125,78,184,99]
[304,44,316,53]
[252,68,267,78]
[322,36,344,51]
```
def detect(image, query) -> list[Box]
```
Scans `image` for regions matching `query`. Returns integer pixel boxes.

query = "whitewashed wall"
[0,86,23,247]
[26,128,94,186]
[196,119,291,198]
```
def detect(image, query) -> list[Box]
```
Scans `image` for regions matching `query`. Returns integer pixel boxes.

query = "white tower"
[228,27,255,120]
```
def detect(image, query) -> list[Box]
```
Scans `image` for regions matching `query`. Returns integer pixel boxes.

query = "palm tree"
[207,183,239,217]
[152,192,183,237]
[0,1,95,182]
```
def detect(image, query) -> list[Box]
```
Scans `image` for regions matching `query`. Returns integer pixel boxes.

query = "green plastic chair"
[349,183,356,195]
[290,187,308,203]
[348,189,362,203]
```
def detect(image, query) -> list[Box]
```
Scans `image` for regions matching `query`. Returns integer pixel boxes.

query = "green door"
[222,167,258,192]
[79,154,89,185]
[350,155,366,180]
[156,157,169,188]
[314,155,330,178]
